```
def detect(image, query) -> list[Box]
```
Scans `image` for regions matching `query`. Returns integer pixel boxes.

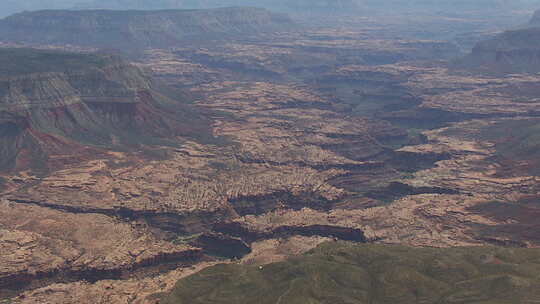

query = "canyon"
[1,4,540,304]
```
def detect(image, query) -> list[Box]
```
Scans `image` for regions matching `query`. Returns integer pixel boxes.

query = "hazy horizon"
[3,0,540,18]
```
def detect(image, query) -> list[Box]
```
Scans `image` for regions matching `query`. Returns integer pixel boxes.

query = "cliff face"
[0,48,210,172]
[455,7,540,74]
[0,7,293,49]
[458,27,540,74]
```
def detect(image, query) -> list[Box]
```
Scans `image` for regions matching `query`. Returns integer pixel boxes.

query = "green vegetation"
[162,242,540,304]
[0,48,113,76]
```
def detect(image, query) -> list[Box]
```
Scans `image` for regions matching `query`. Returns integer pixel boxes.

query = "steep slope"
[458,27,540,74]
[0,48,211,173]
[0,8,293,50]
[162,242,540,304]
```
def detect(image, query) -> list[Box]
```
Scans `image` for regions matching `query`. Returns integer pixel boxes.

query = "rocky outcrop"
[0,201,204,298]
[0,8,294,50]
[228,190,338,216]
[1,244,202,297]
[0,48,211,172]
[458,28,540,74]
[6,198,232,237]
[451,8,540,74]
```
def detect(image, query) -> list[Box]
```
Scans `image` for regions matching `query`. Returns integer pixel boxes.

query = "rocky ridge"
[459,28,540,74]
[457,9,540,74]
[0,8,293,50]
[0,48,212,173]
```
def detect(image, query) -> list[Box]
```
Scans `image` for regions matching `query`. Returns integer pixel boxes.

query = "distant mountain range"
[0,7,293,50]
[75,0,360,11]
[0,0,77,17]
[3,0,540,17]
[69,0,540,13]
[0,0,359,17]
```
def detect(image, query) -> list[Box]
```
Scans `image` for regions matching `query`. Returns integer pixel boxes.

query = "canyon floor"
[2,12,540,304]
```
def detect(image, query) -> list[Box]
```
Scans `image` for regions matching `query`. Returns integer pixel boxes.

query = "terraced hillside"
[0,48,211,173]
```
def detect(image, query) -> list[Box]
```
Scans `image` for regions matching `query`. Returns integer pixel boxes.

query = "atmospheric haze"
[3,0,540,17]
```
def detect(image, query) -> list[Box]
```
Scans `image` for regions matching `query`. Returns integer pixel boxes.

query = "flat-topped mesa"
[456,27,540,74]
[0,49,149,109]
[0,7,294,50]
[77,0,526,14]
[0,48,211,173]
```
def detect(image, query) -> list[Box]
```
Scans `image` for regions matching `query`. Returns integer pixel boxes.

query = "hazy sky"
[2,0,540,18]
